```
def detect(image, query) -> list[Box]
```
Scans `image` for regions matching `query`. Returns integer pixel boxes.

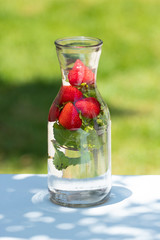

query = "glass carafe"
[48,36,111,207]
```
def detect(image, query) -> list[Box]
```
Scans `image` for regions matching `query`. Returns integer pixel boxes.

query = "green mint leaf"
[53,122,82,149]
[79,113,95,129]
[53,146,91,170]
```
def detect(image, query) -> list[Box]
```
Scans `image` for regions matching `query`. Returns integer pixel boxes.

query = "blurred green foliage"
[0,0,160,174]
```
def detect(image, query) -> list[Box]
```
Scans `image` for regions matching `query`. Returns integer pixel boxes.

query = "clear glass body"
[48,37,111,207]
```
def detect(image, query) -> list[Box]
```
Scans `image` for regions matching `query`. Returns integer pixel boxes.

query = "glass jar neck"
[55,37,103,86]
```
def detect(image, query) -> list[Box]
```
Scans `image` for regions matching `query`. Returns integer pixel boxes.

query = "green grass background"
[0,0,160,174]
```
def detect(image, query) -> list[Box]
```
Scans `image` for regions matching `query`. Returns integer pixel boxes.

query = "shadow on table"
[0,175,160,240]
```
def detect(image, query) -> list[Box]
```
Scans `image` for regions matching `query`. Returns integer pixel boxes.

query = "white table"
[0,174,160,240]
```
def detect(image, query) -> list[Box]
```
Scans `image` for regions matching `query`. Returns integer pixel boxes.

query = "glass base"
[49,187,111,207]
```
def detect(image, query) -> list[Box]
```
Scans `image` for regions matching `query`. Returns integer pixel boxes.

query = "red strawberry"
[59,86,83,104]
[75,97,100,119]
[83,66,95,85]
[68,59,85,86]
[68,69,84,86]
[48,102,60,122]
[72,59,85,70]
[68,59,95,86]
[59,102,82,130]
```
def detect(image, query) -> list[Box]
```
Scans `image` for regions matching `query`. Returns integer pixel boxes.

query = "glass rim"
[54,36,103,49]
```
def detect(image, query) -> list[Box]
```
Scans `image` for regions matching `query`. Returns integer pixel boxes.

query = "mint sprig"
[52,88,109,170]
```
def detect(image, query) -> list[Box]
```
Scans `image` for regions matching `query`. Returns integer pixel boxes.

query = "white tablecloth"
[0,174,160,240]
